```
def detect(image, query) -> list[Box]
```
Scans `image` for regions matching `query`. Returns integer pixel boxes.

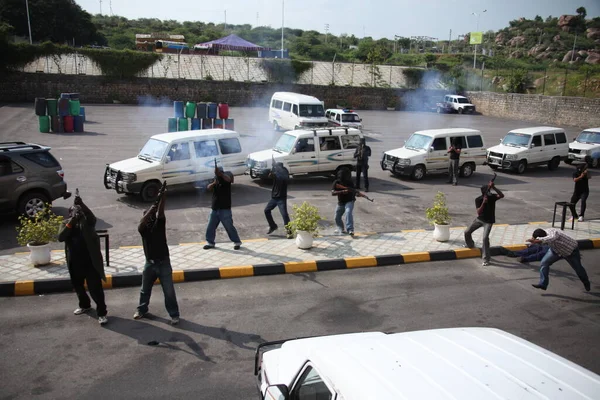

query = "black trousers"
[355,163,369,189]
[569,191,589,218]
[69,260,107,317]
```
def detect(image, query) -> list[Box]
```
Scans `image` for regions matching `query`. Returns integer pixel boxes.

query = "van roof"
[284,128,362,137]
[446,95,468,99]
[151,129,238,142]
[278,327,600,399]
[509,126,564,135]
[271,92,322,104]
[414,128,481,136]
[582,127,600,133]
[326,108,359,114]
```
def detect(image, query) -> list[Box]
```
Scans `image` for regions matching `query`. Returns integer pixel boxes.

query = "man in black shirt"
[265,162,292,238]
[447,139,461,186]
[569,157,591,222]
[332,168,357,236]
[134,185,180,325]
[354,138,371,191]
[204,166,242,250]
[464,181,504,266]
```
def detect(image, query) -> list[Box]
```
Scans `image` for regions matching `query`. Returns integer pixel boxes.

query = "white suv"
[567,127,600,168]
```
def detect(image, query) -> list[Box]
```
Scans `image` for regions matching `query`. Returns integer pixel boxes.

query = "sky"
[77,0,600,40]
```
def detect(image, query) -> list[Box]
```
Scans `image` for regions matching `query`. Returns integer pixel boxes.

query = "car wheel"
[548,156,561,171]
[140,181,161,203]
[516,160,527,174]
[273,121,280,132]
[460,163,474,178]
[436,107,441,114]
[458,108,464,114]
[411,165,426,181]
[18,191,49,217]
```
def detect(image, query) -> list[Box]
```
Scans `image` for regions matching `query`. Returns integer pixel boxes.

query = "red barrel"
[63,116,74,133]
[218,102,229,119]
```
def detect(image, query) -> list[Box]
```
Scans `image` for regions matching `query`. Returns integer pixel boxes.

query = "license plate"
[489,159,501,165]
[568,154,575,159]
[385,162,394,169]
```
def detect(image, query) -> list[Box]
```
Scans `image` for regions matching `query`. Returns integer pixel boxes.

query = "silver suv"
[0,142,71,216]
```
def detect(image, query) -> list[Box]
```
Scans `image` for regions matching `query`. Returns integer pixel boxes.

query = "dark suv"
[0,142,71,216]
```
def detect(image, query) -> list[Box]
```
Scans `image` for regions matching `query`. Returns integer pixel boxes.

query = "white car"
[567,127,600,168]
[269,92,328,132]
[325,109,363,130]
[255,328,600,400]
[436,94,476,114]
[487,126,569,174]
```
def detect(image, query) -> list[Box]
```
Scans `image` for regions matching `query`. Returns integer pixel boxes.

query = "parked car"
[255,327,600,400]
[0,142,71,217]
[486,126,568,174]
[325,108,363,130]
[567,127,600,168]
[104,129,247,202]
[269,92,328,132]
[381,128,487,181]
[436,94,476,114]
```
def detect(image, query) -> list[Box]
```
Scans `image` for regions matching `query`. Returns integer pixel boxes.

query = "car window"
[272,100,283,109]
[432,137,447,151]
[319,137,341,151]
[167,142,190,161]
[291,366,333,400]
[21,152,60,168]
[0,158,20,176]
[219,138,241,155]
[543,134,556,146]
[467,135,484,148]
[283,102,292,112]
[555,132,567,144]
[341,135,360,149]
[293,104,298,115]
[336,114,341,122]
[194,140,218,158]
[295,138,315,153]
[449,136,466,148]
[532,135,542,147]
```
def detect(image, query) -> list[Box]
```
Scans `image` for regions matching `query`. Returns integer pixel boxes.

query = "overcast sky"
[77,0,600,40]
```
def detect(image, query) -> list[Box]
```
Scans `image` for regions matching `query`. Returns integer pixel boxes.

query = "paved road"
[1,104,596,254]
[0,253,598,399]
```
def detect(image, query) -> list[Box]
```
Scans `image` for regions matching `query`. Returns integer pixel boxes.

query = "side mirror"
[165,156,171,163]
[264,384,289,400]
[429,147,434,153]
[499,139,502,143]
[573,137,577,141]
[291,148,297,154]
[530,144,535,148]
[359,118,363,122]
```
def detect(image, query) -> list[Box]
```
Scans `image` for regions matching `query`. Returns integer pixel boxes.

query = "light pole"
[472,9,486,68]
[281,0,284,58]
[25,0,33,44]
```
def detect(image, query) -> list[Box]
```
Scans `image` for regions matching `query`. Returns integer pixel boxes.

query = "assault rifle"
[213,158,220,188]
[484,173,497,198]
[334,183,374,202]
[154,180,167,206]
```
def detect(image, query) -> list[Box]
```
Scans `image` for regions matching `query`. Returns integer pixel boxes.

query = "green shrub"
[286,201,323,237]
[402,68,426,88]
[260,59,313,83]
[16,206,64,246]
[425,192,451,225]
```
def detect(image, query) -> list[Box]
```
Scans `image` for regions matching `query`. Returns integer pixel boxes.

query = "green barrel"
[39,116,50,133]
[185,102,196,119]
[69,99,81,116]
[177,118,189,131]
[46,99,58,116]
[167,118,177,132]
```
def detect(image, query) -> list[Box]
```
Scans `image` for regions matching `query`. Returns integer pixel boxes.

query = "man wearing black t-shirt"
[569,158,591,222]
[204,167,242,250]
[332,168,357,236]
[447,139,461,186]
[265,162,292,238]
[134,186,180,325]
[464,181,504,266]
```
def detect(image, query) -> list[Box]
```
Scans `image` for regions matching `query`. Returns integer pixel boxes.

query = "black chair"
[552,202,575,230]
[96,229,110,266]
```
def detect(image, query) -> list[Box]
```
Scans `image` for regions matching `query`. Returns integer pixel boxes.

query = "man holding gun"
[447,138,461,186]
[332,168,372,236]
[265,160,292,238]
[354,138,371,191]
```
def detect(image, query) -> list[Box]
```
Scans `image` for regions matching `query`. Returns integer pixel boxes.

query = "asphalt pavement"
[0,253,598,399]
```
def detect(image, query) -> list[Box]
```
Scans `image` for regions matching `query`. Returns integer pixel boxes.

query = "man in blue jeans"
[527,228,591,292]
[332,168,356,236]
[134,184,180,325]
[501,244,550,263]
[204,166,242,250]
[265,162,292,238]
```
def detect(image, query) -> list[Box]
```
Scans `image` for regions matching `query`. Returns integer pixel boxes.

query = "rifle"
[75,188,80,198]
[485,173,497,198]
[335,183,374,202]
[213,158,220,188]
[154,180,167,207]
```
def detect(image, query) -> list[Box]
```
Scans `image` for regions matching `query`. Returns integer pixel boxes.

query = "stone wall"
[466,91,600,128]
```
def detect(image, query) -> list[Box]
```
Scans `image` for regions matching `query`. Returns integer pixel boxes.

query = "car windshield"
[577,131,600,144]
[457,98,470,104]
[502,132,531,147]
[139,139,168,160]
[299,104,325,117]
[273,134,296,153]
[404,133,432,150]
[342,114,360,122]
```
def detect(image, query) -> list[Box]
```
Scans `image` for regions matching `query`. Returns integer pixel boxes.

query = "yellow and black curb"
[1,239,599,297]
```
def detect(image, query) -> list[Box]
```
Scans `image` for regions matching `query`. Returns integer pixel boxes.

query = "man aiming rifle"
[334,182,374,202]
[332,168,361,236]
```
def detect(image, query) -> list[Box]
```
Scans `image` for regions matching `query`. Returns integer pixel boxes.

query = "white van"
[255,328,600,400]
[325,108,363,130]
[567,127,600,168]
[246,128,362,179]
[487,126,568,174]
[104,129,246,202]
[269,92,328,132]
[381,128,487,181]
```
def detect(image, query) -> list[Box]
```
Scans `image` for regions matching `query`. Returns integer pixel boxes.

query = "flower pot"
[295,230,314,249]
[433,223,450,242]
[27,243,51,266]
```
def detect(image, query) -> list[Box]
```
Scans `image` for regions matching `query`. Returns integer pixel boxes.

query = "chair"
[552,202,575,230]
[96,229,110,266]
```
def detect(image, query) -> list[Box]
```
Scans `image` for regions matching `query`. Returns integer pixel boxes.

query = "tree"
[576,7,587,19]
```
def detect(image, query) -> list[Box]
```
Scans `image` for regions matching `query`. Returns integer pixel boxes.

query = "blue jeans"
[264,198,290,229]
[335,201,355,233]
[515,245,549,262]
[137,258,179,318]
[538,247,590,288]
[206,209,241,246]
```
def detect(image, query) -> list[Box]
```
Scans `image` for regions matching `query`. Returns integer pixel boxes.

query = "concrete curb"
[2,238,599,297]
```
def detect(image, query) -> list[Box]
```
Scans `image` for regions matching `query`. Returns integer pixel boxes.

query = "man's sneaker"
[482,261,490,267]
[267,226,278,234]
[348,231,355,237]
[98,316,108,325]
[133,311,145,320]
[234,243,241,250]
[73,307,91,315]
[578,216,584,222]
[171,317,180,325]
[334,229,346,235]
[203,244,215,250]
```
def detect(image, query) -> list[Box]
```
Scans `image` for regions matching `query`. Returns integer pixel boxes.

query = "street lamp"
[25,0,33,44]
[471,9,487,68]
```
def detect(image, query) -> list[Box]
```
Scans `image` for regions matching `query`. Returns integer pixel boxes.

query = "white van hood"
[109,157,160,173]
[385,146,426,158]
[487,143,527,155]
[570,141,600,151]
[247,149,288,163]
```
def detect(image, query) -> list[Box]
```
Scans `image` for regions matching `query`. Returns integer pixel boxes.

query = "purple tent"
[194,34,270,51]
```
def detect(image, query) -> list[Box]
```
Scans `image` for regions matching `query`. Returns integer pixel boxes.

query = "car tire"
[411,165,426,181]
[436,107,441,114]
[460,163,474,178]
[516,160,527,174]
[140,181,161,203]
[548,156,561,171]
[18,191,50,217]
[458,108,464,114]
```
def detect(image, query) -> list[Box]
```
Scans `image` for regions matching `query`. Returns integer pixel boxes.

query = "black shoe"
[447,181,453,184]
[452,182,457,186]
[516,257,528,264]
[203,244,215,250]
[267,226,278,234]
[584,281,591,292]
[532,284,547,291]
[234,244,241,250]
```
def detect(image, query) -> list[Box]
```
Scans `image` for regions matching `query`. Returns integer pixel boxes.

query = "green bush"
[260,59,313,83]
[16,206,64,246]
[402,68,426,88]
[506,69,532,93]
[425,192,451,225]
[286,202,323,237]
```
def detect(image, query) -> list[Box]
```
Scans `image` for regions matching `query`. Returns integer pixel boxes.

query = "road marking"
[243,238,269,243]
[15,281,34,296]
[528,221,548,225]
[172,270,185,283]
[494,224,509,227]
[402,229,425,233]
[345,256,377,268]
[219,266,254,279]
[284,261,318,273]
[120,245,143,249]
[454,248,481,259]
[179,242,205,246]
[450,226,467,230]
[402,252,431,263]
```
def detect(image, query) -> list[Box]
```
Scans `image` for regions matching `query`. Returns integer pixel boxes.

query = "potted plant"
[16,205,63,266]
[386,96,397,111]
[286,201,323,249]
[425,191,451,242]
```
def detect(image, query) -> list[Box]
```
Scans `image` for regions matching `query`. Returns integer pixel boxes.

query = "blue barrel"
[225,119,234,130]
[79,107,86,122]
[201,119,213,130]
[196,102,208,119]
[69,93,80,99]
[58,98,70,117]
[191,118,200,130]
[60,93,71,99]
[73,116,84,133]
[214,119,224,129]
[174,101,184,118]
[207,102,218,119]
[167,118,177,132]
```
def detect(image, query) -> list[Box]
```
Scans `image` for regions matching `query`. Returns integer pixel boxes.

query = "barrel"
[60,93,71,99]
[50,116,60,133]
[63,116,74,133]
[58,98,70,117]
[207,102,218,119]
[177,118,188,131]
[225,119,235,130]
[38,116,50,133]
[213,119,224,129]
[191,118,200,130]
[167,118,177,132]
[201,119,213,130]
[79,106,86,122]
[196,102,208,119]
[174,101,184,118]
[218,102,229,119]
[46,99,58,116]
[69,99,81,116]
[69,93,80,99]
[185,102,196,119]
[34,98,47,116]
[73,115,84,133]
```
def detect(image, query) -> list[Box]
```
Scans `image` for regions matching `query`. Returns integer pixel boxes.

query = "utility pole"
[281,0,284,58]
[448,29,452,53]
[472,9,487,69]
[109,0,113,16]
[256,12,259,27]
[224,10,227,31]
[99,0,102,15]
[325,24,330,44]
[25,0,33,44]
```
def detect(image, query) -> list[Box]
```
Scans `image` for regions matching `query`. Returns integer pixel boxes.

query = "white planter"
[295,230,314,249]
[433,224,450,242]
[27,243,51,266]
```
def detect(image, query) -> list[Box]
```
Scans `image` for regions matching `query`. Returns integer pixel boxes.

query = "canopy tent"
[194,34,270,51]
